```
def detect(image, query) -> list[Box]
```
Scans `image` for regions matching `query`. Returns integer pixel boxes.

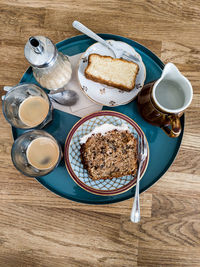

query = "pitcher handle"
[160,115,182,138]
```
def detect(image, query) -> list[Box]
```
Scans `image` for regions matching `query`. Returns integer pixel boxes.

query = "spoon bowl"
[48,90,78,106]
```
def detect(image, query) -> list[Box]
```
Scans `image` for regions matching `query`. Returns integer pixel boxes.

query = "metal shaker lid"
[24,36,57,68]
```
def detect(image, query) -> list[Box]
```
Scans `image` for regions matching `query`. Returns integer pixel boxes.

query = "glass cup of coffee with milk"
[11,130,62,177]
[2,83,52,129]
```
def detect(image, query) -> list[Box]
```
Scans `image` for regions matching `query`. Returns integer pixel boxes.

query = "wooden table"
[0,1,200,266]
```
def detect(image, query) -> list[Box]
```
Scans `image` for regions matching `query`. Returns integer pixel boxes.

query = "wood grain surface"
[0,1,200,266]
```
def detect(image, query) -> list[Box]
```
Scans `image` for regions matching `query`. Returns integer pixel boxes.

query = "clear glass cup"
[2,83,52,129]
[11,130,62,177]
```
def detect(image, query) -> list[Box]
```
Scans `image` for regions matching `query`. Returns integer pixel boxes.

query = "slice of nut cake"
[80,124,138,180]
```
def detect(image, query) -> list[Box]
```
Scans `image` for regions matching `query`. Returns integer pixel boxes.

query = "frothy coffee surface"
[19,96,49,127]
[26,137,60,170]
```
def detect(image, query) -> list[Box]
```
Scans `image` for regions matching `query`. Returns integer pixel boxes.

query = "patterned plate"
[77,40,146,107]
[64,111,149,196]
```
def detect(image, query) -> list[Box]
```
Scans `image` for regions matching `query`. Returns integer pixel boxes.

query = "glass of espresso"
[2,83,52,129]
[11,130,62,177]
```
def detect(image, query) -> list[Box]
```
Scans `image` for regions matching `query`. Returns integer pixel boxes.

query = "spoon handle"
[72,21,112,51]
[130,164,141,223]
[3,86,12,92]
[2,86,13,100]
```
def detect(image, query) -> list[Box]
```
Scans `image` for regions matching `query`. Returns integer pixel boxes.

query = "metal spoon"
[48,90,78,106]
[72,20,140,62]
[130,135,148,223]
[2,86,78,106]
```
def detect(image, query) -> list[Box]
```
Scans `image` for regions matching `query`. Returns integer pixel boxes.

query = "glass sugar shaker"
[24,36,72,93]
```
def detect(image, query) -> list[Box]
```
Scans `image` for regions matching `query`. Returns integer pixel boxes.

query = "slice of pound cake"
[80,123,138,180]
[84,54,139,91]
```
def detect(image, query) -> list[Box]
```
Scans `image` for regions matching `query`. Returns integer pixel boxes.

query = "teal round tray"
[12,34,184,204]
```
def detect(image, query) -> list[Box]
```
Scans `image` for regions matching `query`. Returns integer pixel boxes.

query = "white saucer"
[77,40,146,107]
